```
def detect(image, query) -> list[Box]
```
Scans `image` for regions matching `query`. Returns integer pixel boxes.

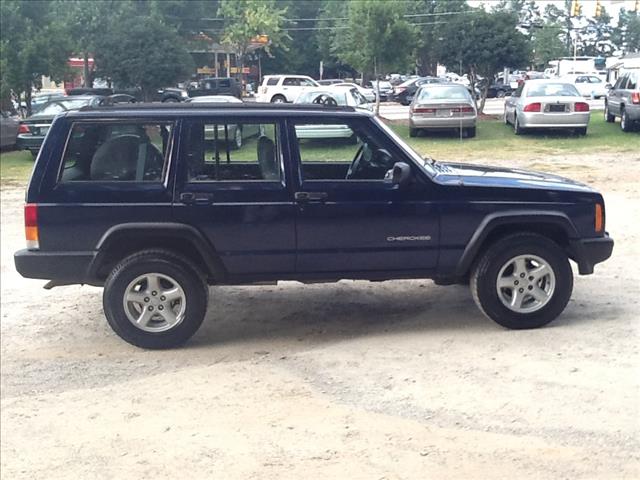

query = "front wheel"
[103,250,208,348]
[604,103,615,123]
[470,233,573,330]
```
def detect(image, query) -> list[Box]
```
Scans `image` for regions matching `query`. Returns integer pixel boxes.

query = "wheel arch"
[89,223,227,284]
[455,211,580,277]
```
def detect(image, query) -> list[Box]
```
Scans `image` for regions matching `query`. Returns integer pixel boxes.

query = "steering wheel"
[312,94,338,107]
[346,142,368,179]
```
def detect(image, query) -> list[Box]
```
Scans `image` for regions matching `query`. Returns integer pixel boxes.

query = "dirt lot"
[1,152,639,479]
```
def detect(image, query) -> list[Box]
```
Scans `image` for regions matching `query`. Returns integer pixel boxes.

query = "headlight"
[181,91,188,98]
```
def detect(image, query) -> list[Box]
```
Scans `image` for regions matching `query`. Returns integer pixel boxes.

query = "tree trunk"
[25,89,32,117]
[83,51,91,88]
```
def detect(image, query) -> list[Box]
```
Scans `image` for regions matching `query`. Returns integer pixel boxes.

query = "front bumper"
[14,249,97,284]
[570,234,614,275]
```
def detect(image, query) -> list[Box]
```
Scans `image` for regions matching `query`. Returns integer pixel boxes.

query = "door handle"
[295,191,328,203]
[180,192,213,205]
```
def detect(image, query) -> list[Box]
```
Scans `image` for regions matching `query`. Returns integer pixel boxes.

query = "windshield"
[373,117,435,176]
[39,98,95,115]
[526,83,580,97]
[417,86,471,101]
[295,90,348,105]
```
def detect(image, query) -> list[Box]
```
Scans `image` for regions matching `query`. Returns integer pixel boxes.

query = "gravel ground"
[1,152,639,479]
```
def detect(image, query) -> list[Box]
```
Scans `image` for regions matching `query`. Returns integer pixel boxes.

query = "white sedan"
[332,82,376,102]
[504,80,591,135]
[560,74,609,99]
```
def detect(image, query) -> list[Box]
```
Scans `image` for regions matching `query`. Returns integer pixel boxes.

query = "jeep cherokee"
[14,103,614,348]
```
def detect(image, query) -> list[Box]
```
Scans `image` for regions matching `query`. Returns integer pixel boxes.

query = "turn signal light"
[632,92,640,104]
[523,102,541,112]
[575,102,590,112]
[24,203,39,250]
[18,124,30,134]
[595,203,604,233]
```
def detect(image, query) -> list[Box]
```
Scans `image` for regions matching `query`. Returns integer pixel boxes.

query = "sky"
[468,0,638,17]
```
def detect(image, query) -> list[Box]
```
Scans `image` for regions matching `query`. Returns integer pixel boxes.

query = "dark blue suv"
[14,103,613,348]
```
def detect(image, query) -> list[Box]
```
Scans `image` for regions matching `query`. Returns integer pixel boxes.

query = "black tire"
[162,97,180,103]
[514,115,524,135]
[465,126,477,138]
[103,249,208,349]
[575,127,587,136]
[604,102,615,123]
[270,95,286,103]
[409,127,419,137]
[497,90,506,98]
[470,233,573,330]
[621,107,634,132]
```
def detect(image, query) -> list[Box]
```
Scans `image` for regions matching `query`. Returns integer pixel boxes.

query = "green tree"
[94,13,193,100]
[437,8,531,112]
[532,23,569,70]
[613,8,640,54]
[582,6,614,56]
[0,0,71,113]
[218,0,289,81]
[332,0,415,112]
[410,0,468,76]
[58,0,121,88]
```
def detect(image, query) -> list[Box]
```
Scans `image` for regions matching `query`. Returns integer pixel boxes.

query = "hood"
[433,161,595,193]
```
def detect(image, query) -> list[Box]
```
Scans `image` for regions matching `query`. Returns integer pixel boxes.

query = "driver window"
[293,120,393,181]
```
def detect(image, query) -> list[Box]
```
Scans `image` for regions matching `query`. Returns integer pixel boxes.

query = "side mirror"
[385,161,412,188]
[605,83,612,90]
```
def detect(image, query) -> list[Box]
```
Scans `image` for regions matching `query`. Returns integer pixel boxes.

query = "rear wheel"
[621,107,634,132]
[497,90,506,98]
[575,127,587,136]
[409,127,419,137]
[471,233,573,330]
[103,250,208,349]
[162,97,179,103]
[270,95,286,103]
[514,115,524,135]
[465,126,477,138]
[604,102,615,123]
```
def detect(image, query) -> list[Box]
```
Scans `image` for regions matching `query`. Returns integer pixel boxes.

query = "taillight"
[523,103,541,112]
[574,102,590,112]
[595,203,604,233]
[451,106,475,114]
[24,203,39,250]
[18,124,30,134]
[632,92,640,104]
[413,107,435,114]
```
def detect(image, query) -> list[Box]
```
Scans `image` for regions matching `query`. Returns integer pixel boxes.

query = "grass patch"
[0,150,34,185]
[395,114,638,161]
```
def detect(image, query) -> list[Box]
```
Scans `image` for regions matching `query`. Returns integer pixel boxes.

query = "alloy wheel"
[496,254,556,313]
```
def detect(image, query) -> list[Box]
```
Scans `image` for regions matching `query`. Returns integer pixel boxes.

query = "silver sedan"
[409,84,477,138]
[504,80,590,135]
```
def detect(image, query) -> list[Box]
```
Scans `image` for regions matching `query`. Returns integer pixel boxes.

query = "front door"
[173,117,296,278]
[289,117,439,275]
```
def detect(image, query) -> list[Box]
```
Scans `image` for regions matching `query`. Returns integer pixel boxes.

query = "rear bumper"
[410,116,476,129]
[519,111,590,128]
[570,234,614,275]
[16,135,44,153]
[14,249,97,284]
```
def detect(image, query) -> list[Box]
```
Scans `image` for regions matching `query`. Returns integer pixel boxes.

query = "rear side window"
[266,77,279,86]
[218,79,230,88]
[627,73,637,90]
[183,121,281,182]
[59,122,173,182]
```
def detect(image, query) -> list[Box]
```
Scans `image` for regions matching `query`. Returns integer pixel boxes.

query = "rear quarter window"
[58,121,174,183]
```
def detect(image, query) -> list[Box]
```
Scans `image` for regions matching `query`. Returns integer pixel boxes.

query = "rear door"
[173,116,296,278]
[289,116,439,275]
[609,74,627,115]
